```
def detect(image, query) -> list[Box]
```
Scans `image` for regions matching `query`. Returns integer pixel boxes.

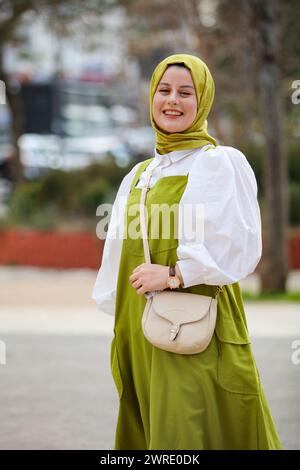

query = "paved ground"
[0,267,299,449]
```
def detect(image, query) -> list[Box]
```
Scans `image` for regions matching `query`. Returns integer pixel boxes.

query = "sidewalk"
[0,266,299,337]
[0,267,299,450]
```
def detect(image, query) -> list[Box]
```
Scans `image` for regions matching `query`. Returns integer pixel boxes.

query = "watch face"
[169,277,179,289]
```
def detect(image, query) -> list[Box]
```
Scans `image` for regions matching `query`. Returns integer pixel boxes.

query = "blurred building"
[0,6,156,178]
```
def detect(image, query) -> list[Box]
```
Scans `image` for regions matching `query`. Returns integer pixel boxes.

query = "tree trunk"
[253,0,289,292]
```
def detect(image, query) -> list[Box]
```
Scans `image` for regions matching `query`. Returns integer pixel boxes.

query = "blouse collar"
[153,144,212,164]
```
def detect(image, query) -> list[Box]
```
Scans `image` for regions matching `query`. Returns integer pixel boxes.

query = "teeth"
[164,111,182,116]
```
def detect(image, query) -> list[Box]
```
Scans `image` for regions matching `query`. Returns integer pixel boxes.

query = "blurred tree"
[0,0,119,188]
[244,0,289,292]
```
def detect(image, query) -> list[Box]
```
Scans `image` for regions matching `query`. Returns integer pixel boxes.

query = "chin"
[158,123,186,133]
[167,127,186,133]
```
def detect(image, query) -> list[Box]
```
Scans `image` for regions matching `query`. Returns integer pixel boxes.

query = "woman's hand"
[129,263,169,295]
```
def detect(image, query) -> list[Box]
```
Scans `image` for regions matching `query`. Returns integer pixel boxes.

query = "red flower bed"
[0,228,299,270]
[0,229,103,269]
[290,231,300,269]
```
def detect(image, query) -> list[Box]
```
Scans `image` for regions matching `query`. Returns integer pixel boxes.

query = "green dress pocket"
[217,339,260,395]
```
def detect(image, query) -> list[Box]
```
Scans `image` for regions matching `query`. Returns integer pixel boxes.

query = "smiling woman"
[92,53,282,450]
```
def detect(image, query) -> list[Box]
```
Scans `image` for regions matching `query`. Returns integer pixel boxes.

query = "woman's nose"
[167,94,179,105]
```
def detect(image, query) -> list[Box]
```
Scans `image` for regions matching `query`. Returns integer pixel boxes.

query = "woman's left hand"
[129,263,169,295]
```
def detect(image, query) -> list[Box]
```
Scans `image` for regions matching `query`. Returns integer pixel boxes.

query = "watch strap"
[169,265,176,277]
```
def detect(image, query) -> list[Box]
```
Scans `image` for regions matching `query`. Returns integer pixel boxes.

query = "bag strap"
[139,164,223,298]
[139,167,153,265]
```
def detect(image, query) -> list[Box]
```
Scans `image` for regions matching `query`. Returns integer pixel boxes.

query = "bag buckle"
[170,324,180,341]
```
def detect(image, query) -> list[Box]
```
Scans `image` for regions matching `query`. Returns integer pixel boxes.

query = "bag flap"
[151,291,215,325]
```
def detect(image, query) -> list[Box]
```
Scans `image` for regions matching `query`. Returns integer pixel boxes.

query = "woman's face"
[152,65,197,133]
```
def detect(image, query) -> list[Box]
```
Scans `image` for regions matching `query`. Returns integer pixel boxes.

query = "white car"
[18,131,133,175]
[18,134,63,172]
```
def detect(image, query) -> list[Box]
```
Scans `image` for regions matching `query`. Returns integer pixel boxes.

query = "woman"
[92,54,282,450]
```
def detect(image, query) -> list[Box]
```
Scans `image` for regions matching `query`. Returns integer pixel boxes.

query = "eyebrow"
[159,82,195,89]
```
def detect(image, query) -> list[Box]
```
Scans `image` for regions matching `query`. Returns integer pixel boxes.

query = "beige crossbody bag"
[139,166,223,355]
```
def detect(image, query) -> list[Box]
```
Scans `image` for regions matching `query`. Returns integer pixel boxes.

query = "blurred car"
[61,134,132,169]
[18,134,63,178]
[120,125,155,155]
[17,97,154,177]
[60,103,114,137]
[110,105,137,126]
[18,131,133,177]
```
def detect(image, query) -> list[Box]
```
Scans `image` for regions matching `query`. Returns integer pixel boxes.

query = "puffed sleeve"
[92,163,140,315]
[176,146,262,287]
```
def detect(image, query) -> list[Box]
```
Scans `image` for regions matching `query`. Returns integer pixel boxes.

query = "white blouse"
[92,144,262,316]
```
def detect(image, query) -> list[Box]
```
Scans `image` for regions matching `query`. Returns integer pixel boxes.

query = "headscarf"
[149,53,218,154]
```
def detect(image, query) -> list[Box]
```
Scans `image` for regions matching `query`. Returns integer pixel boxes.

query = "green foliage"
[9,180,44,220]
[242,291,300,301]
[38,170,72,209]
[76,179,111,215]
[239,141,300,227]
[289,182,300,226]
[5,159,131,231]
[289,145,300,183]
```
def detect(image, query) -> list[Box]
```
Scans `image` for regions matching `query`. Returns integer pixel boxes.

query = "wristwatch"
[167,265,181,290]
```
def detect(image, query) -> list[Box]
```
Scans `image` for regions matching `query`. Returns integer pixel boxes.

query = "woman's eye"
[159,90,190,96]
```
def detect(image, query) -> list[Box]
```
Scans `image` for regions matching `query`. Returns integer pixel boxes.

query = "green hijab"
[149,53,218,154]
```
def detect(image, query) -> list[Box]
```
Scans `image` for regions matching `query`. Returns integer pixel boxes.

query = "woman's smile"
[163,109,184,119]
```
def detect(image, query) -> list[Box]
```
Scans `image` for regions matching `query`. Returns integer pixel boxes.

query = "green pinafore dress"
[110,158,282,450]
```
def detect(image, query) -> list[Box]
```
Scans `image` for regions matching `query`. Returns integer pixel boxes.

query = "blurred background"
[0,0,300,451]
